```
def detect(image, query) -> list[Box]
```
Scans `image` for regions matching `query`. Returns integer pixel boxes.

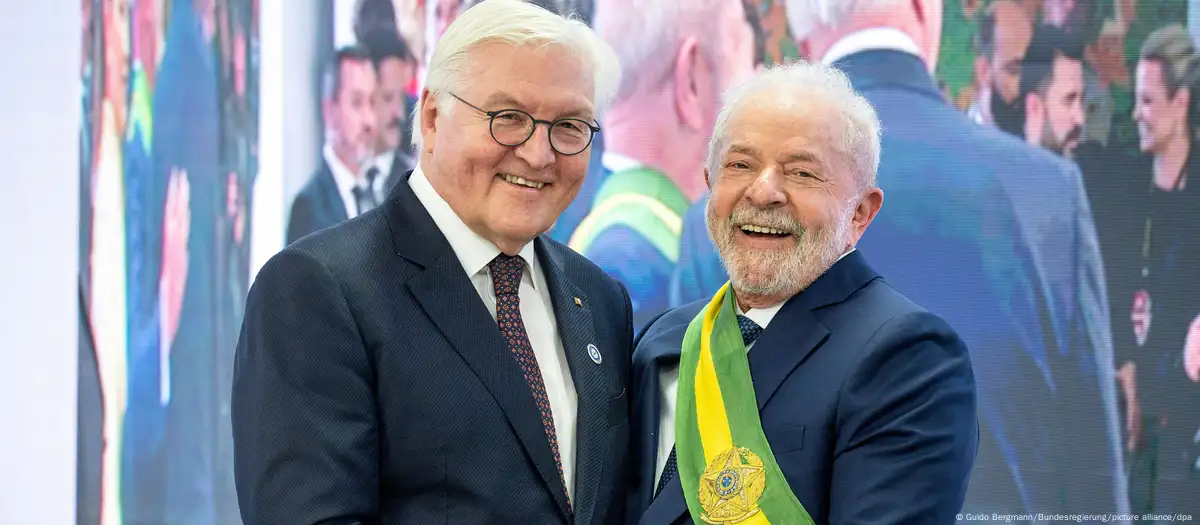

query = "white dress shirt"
[653,250,856,485]
[820,27,921,66]
[409,166,579,500]
[324,143,386,219]
[376,149,396,180]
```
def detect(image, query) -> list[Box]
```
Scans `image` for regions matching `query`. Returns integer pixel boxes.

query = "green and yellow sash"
[675,283,814,524]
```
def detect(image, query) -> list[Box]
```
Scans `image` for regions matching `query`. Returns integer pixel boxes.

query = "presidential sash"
[675,282,814,524]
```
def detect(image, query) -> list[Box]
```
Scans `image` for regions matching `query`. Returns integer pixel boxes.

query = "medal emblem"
[1132,290,1152,347]
[698,447,767,524]
[587,343,602,364]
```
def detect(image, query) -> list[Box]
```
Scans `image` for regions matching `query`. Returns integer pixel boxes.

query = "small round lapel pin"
[587,343,602,364]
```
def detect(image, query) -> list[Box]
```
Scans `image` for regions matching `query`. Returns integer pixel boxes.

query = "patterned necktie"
[655,314,763,498]
[352,167,380,215]
[489,254,570,509]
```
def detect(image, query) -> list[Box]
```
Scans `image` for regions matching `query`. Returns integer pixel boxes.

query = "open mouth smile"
[739,224,793,238]
[498,173,548,190]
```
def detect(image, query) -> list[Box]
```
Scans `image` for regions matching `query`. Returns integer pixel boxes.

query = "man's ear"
[704,167,713,188]
[852,187,884,240]
[674,36,705,131]
[1024,91,1042,116]
[418,89,439,152]
[1023,91,1043,136]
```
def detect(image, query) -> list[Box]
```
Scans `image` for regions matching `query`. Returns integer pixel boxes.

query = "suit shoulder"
[834,278,936,331]
[285,208,390,270]
[858,280,962,344]
[657,299,709,327]
[289,171,328,213]
[632,299,707,365]
[297,167,332,197]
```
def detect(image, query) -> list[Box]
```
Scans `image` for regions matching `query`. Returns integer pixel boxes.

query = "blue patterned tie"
[489,254,570,510]
[655,315,763,498]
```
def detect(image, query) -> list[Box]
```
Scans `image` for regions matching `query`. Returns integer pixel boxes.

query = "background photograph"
[74,0,1200,523]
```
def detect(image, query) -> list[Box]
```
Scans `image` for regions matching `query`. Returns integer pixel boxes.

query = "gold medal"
[698,447,767,524]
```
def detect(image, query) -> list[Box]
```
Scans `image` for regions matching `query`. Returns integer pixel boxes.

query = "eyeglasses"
[449,93,600,156]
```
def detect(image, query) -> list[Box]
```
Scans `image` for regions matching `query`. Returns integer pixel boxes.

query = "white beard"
[707,198,854,298]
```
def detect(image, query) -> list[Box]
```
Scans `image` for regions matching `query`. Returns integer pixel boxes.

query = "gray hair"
[593,0,730,101]
[785,0,904,42]
[706,60,882,188]
[412,0,622,148]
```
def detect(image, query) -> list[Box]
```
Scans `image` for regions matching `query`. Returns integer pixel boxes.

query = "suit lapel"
[316,162,349,224]
[748,251,879,410]
[746,307,830,411]
[537,239,606,525]
[389,176,571,520]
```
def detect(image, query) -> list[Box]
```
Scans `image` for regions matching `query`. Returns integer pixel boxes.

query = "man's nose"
[744,168,786,207]
[514,125,555,169]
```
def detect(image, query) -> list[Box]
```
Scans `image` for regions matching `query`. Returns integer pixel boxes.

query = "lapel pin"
[587,343,602,364]
[573,297,583,307]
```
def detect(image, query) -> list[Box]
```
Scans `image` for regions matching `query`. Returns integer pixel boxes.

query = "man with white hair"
[665,0,1129,521]
[233,1,633,523]
[566,0,756,330]
[781,0,1128,520]
[629,61,979,524]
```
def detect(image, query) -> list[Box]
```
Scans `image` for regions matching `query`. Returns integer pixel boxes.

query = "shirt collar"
[407,164,540,284]
[376,150,396,177]
[324,143,366,196]
[821,27,921,66]
[736,300,785,330]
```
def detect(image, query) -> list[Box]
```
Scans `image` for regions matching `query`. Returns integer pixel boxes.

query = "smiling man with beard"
[969,0,1033,131]
[1017,24,1086,158]
[628,61,978,525]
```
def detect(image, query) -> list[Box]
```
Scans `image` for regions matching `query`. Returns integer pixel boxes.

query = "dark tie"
[352,167,380,215]
[489,254,570,509]
[655,314,763,498]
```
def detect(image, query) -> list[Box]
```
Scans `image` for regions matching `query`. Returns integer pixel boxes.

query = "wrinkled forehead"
[720,99,839,162]
[459,41,596,117]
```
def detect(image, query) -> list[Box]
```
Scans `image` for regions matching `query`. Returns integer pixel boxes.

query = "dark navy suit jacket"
[286,161,348,245]
[234,172,635,524]
[631,251,979,524]
[669,50,1128,518]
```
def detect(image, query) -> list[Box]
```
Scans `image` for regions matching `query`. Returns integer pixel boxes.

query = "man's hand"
[1185,314,1200,383]
[160,167,191,347]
